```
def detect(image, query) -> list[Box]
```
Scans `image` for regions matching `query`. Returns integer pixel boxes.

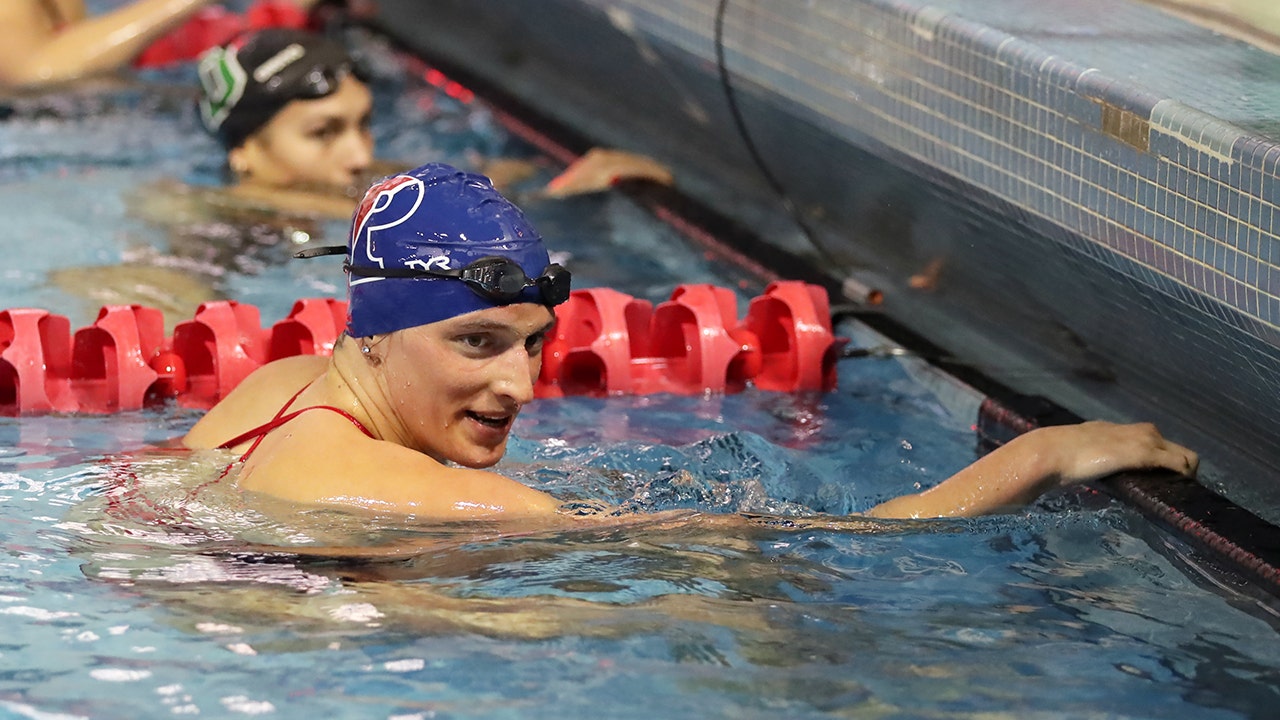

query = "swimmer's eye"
[456,334,491,352]
[309,121,342,142]
[525,331,547,356]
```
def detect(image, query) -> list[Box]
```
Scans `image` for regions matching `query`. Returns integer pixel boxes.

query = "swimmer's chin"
[450,450,510,470]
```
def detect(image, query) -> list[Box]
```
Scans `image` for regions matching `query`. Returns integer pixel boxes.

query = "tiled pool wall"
[676,0,1280,475]
[372,0,1280,509]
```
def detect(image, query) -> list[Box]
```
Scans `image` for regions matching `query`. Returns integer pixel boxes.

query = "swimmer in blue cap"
[183,163,572,516]
[183,163,1197,523]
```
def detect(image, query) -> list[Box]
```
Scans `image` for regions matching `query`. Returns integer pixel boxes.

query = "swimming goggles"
[272,54,371,102]
[296,247,572,306]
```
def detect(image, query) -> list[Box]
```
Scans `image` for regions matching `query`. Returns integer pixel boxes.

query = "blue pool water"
[1,13,1279,720]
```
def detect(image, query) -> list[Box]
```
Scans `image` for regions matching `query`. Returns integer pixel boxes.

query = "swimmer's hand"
[865,421,1198,519]
[1032,421,1198,488]
[544,148,674,198]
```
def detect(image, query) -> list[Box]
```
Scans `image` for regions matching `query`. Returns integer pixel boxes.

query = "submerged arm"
[863,421,1198,519]
[313,420,1197,524]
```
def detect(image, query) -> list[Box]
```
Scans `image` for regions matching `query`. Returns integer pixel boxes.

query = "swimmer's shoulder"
[241,354,330,387]
[182,355,328,450]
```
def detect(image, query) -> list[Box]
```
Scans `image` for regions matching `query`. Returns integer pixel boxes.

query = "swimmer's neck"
[324,335,432,457]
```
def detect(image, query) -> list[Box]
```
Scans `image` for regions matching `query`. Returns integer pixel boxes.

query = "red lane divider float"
[72,304,167,413]
[170,300,268,409]
[133,0,311,69]
[0,309,76,414]
[0,297,342,415]
[534,281,845,398]
[0,282,843,416]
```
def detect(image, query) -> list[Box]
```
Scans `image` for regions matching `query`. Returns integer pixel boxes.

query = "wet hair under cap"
[196,28,362,150]
[343,163,555,337]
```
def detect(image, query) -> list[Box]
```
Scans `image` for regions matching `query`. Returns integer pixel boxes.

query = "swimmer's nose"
[493,347,537,408]
[341,131,374,177]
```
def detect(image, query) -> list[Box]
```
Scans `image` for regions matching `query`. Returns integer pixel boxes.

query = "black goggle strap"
[295,246,570,305]
[342,263,455,279]
[266,48,370,100]
[293,245,347,259]
[290,59,369,99]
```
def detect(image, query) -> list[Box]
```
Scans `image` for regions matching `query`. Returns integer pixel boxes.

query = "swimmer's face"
[378,303,555,469]
[230,74,374,190]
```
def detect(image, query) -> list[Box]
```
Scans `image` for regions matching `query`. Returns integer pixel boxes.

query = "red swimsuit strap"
[214,383,374,463]
[215,382,310,451]
[193,384,375,502]
[228,405,375,462]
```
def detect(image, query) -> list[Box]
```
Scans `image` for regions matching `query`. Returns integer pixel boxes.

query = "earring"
[361,343,371,355]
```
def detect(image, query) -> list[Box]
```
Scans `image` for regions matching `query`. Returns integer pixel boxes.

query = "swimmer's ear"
[230,137,275,180]
[361,335,386,367]
[228,147,250,177]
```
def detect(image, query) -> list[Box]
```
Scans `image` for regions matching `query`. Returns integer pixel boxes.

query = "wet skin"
[182,304,565,519]
[370,304,556,469]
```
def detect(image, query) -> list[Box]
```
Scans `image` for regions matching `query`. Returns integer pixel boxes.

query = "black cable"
[712,0,847,273]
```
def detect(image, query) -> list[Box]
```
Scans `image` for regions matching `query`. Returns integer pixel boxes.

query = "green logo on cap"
[197,46,248,132]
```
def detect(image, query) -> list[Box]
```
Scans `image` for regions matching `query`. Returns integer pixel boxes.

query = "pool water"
[1,10,1280,720]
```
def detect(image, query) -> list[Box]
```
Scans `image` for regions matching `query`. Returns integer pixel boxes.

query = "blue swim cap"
[345,163,552,337]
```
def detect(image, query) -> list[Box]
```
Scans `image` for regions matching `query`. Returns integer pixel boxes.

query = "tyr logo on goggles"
[347,256,572,307]
[296,246,571,307]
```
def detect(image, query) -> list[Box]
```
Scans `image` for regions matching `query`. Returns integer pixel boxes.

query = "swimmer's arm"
[543,148,675,198]
[366,463,565,519]
[0,1,332,87]
[224,183,363,221]
[302,448,568,515]
[255,436,566,519]
[378,454,566,519]
[862,421,1198,519]
[0,0,220,87]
